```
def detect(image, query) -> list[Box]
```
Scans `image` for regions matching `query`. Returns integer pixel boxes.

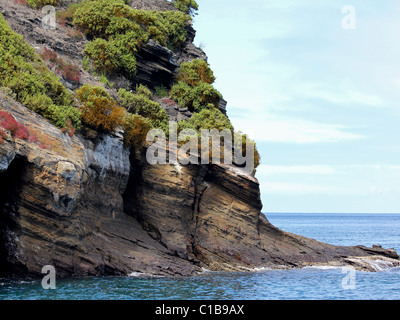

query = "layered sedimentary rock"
[0,0,398,278]
[0,95,398,278]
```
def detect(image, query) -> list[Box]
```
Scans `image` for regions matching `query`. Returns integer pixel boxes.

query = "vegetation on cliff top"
[172,0,199,17]
[170,59,222,113]
[26,0,57,9]
[76,84,125,132]
[73,0,191,76]
[117,88,169,132]
[0,13,81,131]
[0,2,260,169]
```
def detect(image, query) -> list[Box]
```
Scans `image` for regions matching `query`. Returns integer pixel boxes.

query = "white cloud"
[258,164,400,196]
[261,182,337,195]
[257,165,338,176]
[293,82,384,107]
[231,114,364,144]
[196,0,400,212]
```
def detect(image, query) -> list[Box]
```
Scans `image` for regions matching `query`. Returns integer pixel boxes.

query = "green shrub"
[178,107,233,134]
[23,93,53,114]
[135,84,152,99]
[46,105,81,130]
[26,0,57,9]
[83,32,140,76]
[99,73,114,88]
[148,10,190,49]
[177,110,260,170]
[0,86,17,100]
[170,81,222,112]
[72,0,131,37]
[170,59,221,112]
[0,13,78,132]
[73,0,190,77]
[118,88,168,130]
[154,85,169,98]
[178,59,215,86]
[177,107,234,165]
[233,131,261,170]
[84,38,122,74]
[82,56,90,71]
[172,0,199,17]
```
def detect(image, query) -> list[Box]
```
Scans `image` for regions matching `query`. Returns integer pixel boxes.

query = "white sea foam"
[303,265,344,271]
[128,272,147,277]
[303,258,399,272]
[128,272,164,278]
[251,267,273,272]
[362,259,397,272]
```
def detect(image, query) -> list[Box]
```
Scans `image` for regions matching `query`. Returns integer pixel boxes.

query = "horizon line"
[264,212,400,215]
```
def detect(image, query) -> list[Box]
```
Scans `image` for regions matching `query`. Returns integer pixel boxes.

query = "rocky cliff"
[1,93,398,278]
[0,0,399,278]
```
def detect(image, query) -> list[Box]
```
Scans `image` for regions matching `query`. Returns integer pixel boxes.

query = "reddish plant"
[0,111,20,135]
[13,0,27,5]
[40,47,58,64]
[61,119,76,137]
[40,48,81,83]
[161,97,177,107]
[28,135,39,144]
[0,111,30,141]
[14,124,30,141]
[0,111,61,150]
[60,63,81,83]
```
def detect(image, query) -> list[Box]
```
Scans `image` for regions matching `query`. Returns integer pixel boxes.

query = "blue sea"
[1,213,399,300]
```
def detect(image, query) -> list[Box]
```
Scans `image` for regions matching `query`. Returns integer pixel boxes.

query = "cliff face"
[0,0,399,278]
[0,95,398,277]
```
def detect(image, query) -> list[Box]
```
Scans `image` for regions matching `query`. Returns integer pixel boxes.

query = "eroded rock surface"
[0,96,398,278]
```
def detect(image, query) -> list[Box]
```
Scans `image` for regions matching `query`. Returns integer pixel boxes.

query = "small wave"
[128,272,152,278]
[251,267,273,272]
[128,272,164,278]
[362,259,398,272]
[303,265,344,271]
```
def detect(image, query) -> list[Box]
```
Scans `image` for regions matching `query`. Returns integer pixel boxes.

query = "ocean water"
[0,213,399,300]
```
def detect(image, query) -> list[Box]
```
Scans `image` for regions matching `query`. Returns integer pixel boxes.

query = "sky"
[193,0,400,213]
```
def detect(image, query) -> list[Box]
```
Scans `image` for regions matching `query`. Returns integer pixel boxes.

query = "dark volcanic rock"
[134,40,180,89]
